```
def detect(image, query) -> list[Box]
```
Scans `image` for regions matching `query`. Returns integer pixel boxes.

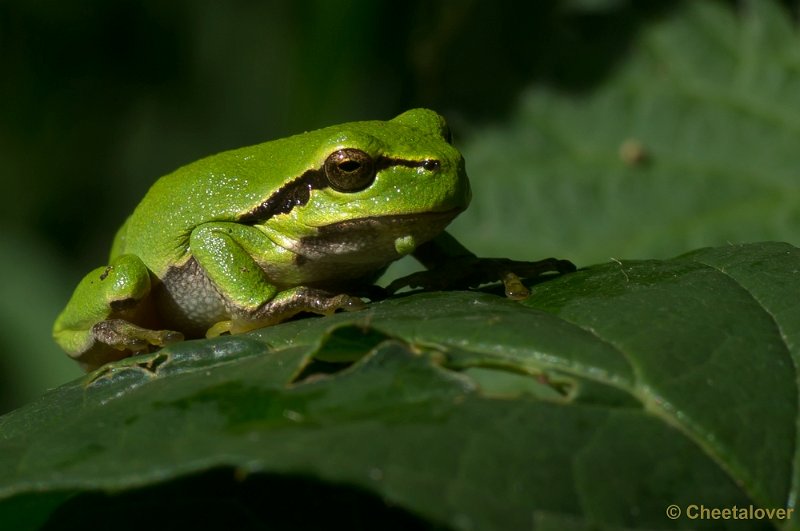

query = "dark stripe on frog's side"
[237,168,327,225]
[237,156,436,225]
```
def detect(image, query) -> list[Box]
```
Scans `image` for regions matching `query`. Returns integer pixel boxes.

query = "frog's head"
[249,108,471,263]
[306,107,471,222]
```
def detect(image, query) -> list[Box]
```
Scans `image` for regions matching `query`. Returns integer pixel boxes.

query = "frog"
[53,108,574,371]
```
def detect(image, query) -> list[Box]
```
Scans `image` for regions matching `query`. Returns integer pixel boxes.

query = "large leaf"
[1,242,797,530]
[453,0,800,265]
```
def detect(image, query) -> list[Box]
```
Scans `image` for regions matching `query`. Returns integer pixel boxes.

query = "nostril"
[422,160,440,171]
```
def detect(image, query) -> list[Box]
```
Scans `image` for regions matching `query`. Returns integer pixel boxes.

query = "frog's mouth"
[317,207,462,233]
[296,207,462,263]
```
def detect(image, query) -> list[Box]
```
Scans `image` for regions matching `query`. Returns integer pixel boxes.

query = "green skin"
[53,109,571,371]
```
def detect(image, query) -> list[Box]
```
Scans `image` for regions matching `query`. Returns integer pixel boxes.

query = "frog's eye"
[324,148,376,192]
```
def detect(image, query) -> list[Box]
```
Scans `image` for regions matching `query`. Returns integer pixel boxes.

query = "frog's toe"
[330,294,366,313]
[501,271,530,300]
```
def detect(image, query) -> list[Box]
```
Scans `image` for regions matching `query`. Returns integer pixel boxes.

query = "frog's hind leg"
[207,287,365,337]
[52,254,183,371]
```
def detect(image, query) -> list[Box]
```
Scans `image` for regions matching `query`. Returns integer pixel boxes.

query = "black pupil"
[339,160,361,172]
[423,160,439,171]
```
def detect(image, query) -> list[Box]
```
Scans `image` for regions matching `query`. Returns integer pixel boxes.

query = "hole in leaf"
[291,325,394,384]
[293,359,355,384]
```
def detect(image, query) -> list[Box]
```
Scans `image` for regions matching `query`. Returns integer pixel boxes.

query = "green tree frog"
[53,109,573,370]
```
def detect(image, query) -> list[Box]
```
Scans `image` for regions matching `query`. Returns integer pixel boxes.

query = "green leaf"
[452,0,800,266]
[1,242,797,529]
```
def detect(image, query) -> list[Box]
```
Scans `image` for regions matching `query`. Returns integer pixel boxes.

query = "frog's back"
[117,135,318,274]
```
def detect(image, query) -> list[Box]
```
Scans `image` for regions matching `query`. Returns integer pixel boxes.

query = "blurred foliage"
[1,0,798,413]
[452,0,800,262]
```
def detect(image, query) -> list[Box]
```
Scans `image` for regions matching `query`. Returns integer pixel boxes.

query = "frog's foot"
[92,319,184,352]
[207,288,366,337]
[387,256,576,300]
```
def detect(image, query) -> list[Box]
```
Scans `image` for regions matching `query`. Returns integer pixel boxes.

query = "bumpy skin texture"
[53,109,472,370]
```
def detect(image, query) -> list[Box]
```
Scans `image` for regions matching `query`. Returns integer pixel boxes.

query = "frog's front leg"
[52,254,184,371]
[388,231,576,299]
[190,223,364,337]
